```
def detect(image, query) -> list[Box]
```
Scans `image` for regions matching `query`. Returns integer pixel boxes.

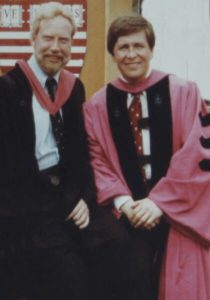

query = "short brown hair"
[107,15,155,55]
[31,2,77,40]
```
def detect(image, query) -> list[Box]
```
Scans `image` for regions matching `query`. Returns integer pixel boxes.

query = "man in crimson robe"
[83,15,210,300]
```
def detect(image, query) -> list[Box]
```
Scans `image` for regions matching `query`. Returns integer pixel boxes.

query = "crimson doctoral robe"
[83,70,210,300]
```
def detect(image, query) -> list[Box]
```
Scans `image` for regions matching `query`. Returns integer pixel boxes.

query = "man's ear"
[30,32,37,47]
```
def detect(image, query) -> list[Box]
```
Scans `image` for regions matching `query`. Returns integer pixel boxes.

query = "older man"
[84,15,210,300]
[0,4,142,300]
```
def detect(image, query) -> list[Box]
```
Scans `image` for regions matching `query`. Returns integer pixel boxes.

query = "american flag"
[0,0,87,76]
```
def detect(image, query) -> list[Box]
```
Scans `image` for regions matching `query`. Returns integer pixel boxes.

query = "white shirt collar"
[27,55,60,87]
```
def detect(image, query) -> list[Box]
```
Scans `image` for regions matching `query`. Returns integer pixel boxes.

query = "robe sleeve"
[83,100,132,206]
[149,79,210,247]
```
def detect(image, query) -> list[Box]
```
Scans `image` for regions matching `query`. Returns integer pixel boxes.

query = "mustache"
[44,54,64,60]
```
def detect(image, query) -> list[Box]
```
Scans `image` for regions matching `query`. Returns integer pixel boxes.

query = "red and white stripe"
[0,31,87,76]
[0,1,87,76]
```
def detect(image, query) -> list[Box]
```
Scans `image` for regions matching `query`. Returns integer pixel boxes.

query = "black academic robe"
[0,64,96,225]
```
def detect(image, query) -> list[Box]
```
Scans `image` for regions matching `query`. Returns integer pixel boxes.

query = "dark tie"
[129,93,147,182]
[45,77,65,161]
[129,93,143,157]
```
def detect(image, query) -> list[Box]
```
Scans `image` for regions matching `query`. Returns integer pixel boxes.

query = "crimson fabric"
[17,59,76,115]
[83,70,168,205]
[83,69,210,300]
[111,70,168,93]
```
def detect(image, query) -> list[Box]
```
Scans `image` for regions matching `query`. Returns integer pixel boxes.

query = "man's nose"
[126,47,137,58]
[50,39,60,50]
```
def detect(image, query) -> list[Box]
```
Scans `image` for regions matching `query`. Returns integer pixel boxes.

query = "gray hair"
[31,2,77,39]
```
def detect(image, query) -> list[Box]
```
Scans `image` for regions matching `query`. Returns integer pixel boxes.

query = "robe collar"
[111,69,169,93]
[17,59,76,116]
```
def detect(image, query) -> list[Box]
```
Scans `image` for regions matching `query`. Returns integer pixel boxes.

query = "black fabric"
[0,64,96,217]
[107,79,172,300]
[199,159,210,171]
[107,84,148,199]
[107,76,173,199]
[118,216,168,300]
[199,135,210,170]
[83,208,160,300]
[0,207,151,300]
[0,65,92,299]
[146,76,173,187]
[199,111,210,127]
[0,220,88,300]
[0,65,146,300]
[200,136,210,148]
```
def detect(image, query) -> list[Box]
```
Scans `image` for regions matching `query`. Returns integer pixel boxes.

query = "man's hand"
[65,199,90,229]
[131,198,163,229]
[120,199,135,222]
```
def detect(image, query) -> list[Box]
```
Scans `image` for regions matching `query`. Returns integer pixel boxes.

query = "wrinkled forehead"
[37,16,73,37]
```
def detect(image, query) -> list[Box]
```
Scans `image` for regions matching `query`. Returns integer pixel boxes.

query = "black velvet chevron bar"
[200,136,210,148]
[199,112,210,127]
[199,159,210,171]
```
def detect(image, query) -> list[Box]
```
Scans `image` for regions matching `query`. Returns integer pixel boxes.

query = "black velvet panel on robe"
[107,76,173,200]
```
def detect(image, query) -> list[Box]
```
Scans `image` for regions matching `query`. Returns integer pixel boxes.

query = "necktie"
[129,93,148,183]
[45,77,65,161]
[129,93,143,157]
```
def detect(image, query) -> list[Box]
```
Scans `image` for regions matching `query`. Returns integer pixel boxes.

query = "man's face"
[112,30,153,84]
[32,15,72,76]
